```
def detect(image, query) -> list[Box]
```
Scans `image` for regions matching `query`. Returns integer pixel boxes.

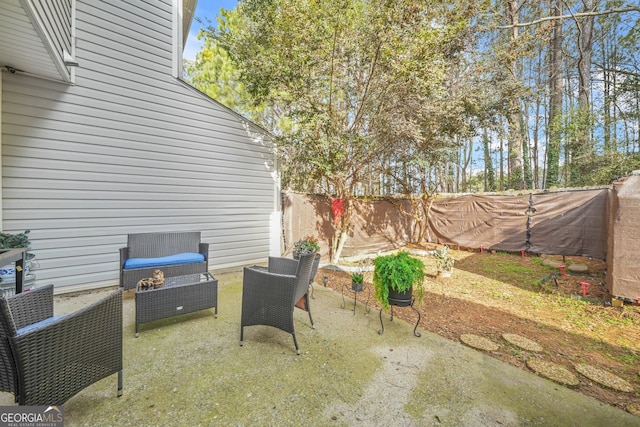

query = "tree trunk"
[534,71,542,189]
[570,0,595,186]
[603,35,612,154]
[546,0,563,188]
[522,111,532,189]
[499,129,505,191]
[461,138,473,192]
[330,195,351,264]
[507,0,524,190]
[483,129,496,191]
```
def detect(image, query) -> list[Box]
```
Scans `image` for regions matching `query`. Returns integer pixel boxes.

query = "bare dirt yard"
[318,247,640,415]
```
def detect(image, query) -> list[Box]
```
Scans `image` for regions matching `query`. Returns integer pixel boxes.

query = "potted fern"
[373,251,425,310]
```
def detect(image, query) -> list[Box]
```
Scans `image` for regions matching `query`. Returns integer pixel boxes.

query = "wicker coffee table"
[135,272,218,337]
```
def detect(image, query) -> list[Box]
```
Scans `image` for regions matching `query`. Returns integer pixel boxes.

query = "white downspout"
[171,0,183,79]
[269,154,282,256]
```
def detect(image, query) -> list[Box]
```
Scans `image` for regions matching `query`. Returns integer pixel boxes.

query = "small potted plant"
[351,272,364,292]
[433,245,454,278]
[293,235,320,257]
[0,230,31,251]
[373,251,425,310]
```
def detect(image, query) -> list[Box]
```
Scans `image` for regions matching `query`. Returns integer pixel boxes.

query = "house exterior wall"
[1,0,277,293]
[0,0,69,81]
[31,0,72,61]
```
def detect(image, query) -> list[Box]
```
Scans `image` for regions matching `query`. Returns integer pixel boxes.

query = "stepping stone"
[460,334,499,352]
[527,359,580,387]
[627,403,640,417]
[568,263,589,273]
[502,333,543,352]
[574,363,635,393]
[542,259,563,268]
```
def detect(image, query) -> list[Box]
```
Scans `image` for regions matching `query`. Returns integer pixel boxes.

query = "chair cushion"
[123,253,205,269]
[16,315,66,335]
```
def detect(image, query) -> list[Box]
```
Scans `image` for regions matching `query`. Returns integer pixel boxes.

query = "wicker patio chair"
[0,284,123,405]
[310,253,321,284]
[240,251,316,354]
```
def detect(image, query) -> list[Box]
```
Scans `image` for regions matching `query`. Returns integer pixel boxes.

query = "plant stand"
[341,283,370,315]
[378,292,421,337]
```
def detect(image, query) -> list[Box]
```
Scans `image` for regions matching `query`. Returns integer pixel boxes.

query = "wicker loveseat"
[119,231,209,290]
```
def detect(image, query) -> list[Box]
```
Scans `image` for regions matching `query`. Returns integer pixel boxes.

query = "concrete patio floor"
[2,268,638,426]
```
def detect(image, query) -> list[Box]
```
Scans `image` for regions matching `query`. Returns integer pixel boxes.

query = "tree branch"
[350,41,382,132]
[496,6,639,29]
[593,64,640,78]
[328,27,339,119]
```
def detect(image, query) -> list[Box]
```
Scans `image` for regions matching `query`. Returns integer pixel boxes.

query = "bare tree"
[546,0,564,187]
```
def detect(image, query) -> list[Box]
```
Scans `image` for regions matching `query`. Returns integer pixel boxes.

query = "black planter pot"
[379,286,421,337]
[388,287,412,307]
[351,281,363,292]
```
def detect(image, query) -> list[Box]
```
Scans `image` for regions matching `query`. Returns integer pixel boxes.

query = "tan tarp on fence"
[529,190,610,259]
[284,184,639,300]
[282,194,413,258]
[284,189,609,259]
[425,194,529,252]
[607,174,640,300]
[426,191,609,258]
[283,184,640,300]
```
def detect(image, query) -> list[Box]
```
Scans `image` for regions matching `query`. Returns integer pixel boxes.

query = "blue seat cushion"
[17,315,66,335]
[123,253,205,269]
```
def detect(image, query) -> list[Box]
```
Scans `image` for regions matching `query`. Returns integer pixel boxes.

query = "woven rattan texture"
[0,285,122,405]
[135,273,217,334]
[240,251,316,353]
[120,232,209,290]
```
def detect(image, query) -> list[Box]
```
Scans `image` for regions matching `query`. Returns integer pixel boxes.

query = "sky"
[183,0,238,61]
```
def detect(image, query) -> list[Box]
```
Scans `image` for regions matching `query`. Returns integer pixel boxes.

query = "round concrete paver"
[627,403,640,417]
[527,359,580,387]
[542,259,563,268]
[460,334,499,352]
[503,333,543,352]
[574,363,635,393]
[568,263,589,273]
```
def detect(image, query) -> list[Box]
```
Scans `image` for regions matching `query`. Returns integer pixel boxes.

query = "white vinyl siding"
[1,0,276,292]
[31,0,72,60]
[0,0,69,81]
